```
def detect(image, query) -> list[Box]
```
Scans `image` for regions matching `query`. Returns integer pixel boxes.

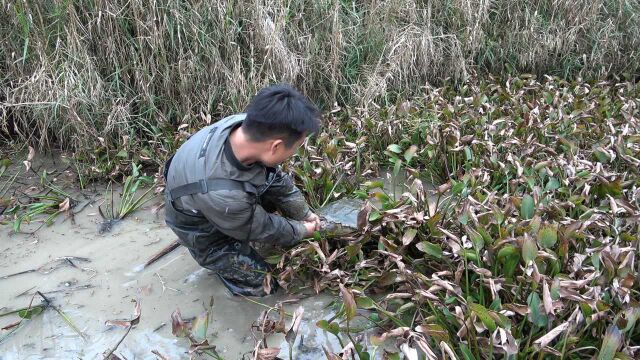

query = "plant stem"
[103,325,132,359]
[239,295,292,317]
[345,319,358,360]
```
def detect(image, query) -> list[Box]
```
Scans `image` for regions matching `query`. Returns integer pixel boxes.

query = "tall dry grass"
[1,0,638,165]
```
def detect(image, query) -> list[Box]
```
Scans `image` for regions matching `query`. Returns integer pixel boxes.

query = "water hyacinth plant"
[278,75,640,359]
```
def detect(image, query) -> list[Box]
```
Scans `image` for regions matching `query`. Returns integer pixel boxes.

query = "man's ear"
[270,139,284,153]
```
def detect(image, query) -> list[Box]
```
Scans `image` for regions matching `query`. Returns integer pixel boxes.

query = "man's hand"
[302,214,321,237]
[303,221,318,237]
[303,212,321,230]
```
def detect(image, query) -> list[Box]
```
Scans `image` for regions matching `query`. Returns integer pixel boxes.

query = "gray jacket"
[165,114,310,246]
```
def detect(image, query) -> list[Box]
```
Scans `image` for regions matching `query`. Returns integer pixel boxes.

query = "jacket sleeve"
[192,189,307,247]
[261,168,312,221]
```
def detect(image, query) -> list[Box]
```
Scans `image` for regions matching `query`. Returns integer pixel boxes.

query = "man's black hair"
[243,84,320,147]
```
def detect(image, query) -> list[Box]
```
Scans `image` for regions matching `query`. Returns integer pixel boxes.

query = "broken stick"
[142,240,180,269]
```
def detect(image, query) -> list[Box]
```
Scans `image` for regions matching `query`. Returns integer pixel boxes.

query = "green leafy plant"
[5,170,75,233]
[98,163,155,233]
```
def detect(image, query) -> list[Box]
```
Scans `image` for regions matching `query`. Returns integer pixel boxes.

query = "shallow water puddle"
[0,200,340,359]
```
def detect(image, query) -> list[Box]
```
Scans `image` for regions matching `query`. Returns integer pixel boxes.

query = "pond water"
[0,157,430,359]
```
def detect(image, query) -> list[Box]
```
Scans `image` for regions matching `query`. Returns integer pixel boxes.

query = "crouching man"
[164,84,321,297]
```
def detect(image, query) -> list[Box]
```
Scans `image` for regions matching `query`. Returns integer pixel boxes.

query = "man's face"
[260,136,305,167]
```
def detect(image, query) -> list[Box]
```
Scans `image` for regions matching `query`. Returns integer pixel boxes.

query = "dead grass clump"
[0,0,639,176]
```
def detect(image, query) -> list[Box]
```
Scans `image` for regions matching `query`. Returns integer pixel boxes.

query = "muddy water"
[0,159,432,359]
[0,198,341,359]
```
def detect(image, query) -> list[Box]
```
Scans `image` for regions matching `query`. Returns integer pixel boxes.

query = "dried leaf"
[357,202,372,230]
[171,308,190,338]
[534,322,569,348]
[59,198,71,212]
[402,228,418,246]
[285,306,304,344]
[372,329,411,347]
[105,299,141,328]
[438,342,457,360]
[339,284,356,321]
[542,281,554,315]
[617,307,640,332]
[309,241,326,263]
[400,343,419,360]
[263,272,272,295]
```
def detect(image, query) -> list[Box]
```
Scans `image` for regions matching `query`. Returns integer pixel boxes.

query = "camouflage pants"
[164,193,275,297]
